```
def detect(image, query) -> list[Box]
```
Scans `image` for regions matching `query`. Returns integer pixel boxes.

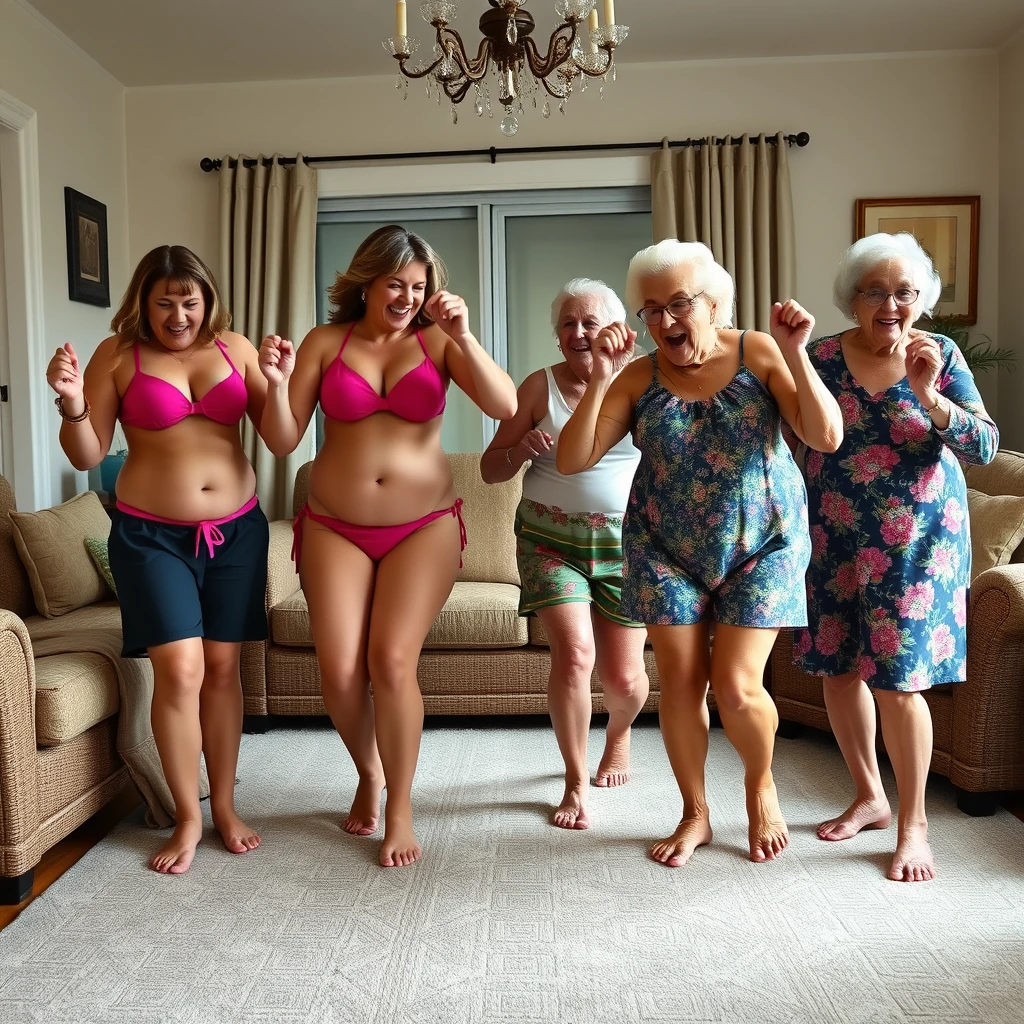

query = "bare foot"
[212,809,261,854]
[343,773,384,837]
[553,782,590,830]
[817,797,892,842]
[747,782,789,862]
[150,820,203,874]
[594,728,631,788]
[650,814,713,867]
[889,824,935,882]
[379,814,421,867]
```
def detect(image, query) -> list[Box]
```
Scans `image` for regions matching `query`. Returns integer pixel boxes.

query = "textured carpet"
[1,720,1023,1024]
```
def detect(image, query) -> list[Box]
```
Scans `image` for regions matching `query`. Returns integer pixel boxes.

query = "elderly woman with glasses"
[481,278,647,831]
[557,240,843,867]
[792,232,997,883]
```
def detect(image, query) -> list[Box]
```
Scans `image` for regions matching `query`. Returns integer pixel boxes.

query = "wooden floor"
[2,786,1022,933]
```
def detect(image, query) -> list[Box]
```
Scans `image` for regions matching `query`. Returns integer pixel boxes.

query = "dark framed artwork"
[855,195,980,324]
[64,187,110,307]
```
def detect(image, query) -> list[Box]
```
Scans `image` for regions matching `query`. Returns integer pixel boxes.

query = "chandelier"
[384,1,629,136]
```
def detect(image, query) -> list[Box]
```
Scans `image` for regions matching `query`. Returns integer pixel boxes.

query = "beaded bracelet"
[54,395,91,423]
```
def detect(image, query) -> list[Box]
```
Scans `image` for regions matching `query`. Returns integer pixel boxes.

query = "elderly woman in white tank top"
[481,279,648,829]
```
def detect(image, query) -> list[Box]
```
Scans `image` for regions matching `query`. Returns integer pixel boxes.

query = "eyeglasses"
[856,287,920,307]
[636,292,706,326]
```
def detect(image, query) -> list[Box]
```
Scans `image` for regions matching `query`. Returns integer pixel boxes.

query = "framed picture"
[855,195,980,324]
[64,187,110,307]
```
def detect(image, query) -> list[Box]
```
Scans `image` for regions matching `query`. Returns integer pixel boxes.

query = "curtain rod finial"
[200,157,220,172]
[795,132,810,147]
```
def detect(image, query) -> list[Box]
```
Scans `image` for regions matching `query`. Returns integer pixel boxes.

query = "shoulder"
[300,323,346,354]
[218,330,256,362]
[806,333,844,362]
[519,368,550,419]
[87,335,126,373]
[617,351,654,398]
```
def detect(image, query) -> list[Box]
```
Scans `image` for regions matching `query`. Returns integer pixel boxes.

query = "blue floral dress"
[794,333,998,691]
[621,335,810,626]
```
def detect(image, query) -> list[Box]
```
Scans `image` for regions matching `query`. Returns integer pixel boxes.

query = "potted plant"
[924,314,1017,376]
[99,425,128,494]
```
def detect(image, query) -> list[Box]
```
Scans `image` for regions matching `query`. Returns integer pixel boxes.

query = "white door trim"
[0,90,49,510]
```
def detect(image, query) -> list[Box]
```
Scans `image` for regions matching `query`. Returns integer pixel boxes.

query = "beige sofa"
[0,477,129,904]
[242,453,663,724]
[770,450,1024,815]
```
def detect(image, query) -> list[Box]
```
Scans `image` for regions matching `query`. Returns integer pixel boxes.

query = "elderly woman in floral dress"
[793,232,998,883]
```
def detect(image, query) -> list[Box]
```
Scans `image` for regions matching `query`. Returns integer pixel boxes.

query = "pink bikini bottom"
[291,499,466,567]
[115,494,259,559]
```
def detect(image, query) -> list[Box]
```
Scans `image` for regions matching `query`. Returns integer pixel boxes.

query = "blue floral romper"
[621,333,810,627]
[794,333,998,691]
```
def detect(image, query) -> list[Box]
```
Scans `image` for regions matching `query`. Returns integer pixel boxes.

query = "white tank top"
[521,366,641,515]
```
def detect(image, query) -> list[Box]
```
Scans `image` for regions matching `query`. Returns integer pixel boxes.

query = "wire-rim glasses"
[856,287,920,307]
[636,292,706,326]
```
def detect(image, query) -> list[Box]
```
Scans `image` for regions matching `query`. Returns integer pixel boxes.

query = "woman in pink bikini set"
[46,245,270,875]
[260,225,516,867]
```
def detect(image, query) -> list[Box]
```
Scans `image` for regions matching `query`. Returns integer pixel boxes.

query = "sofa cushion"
[966,488,1024,580]
[271,581,529,649]
[34,651,119,746]
[0,475,34,618]
[9,491,111,617]
[449,452,524,586]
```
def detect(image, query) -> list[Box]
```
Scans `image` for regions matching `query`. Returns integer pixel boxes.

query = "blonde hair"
[110,245,230,352]
[626,239,735,328]
[326,225,448,328]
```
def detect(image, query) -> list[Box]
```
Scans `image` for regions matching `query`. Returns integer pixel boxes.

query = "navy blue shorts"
[107,501,269,658]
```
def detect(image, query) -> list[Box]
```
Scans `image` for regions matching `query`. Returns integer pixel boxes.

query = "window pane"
[315,216,482,453]
[504,212,652,386]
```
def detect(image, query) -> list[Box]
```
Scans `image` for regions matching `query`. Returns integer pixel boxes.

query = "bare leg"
[148,638,206,874]
[818,673,891,841]
[875,689,935,882]
[369,512,462,867]
[647,624,714,867]
[301,520,383,836]
[709,625,788,863]
[592,613,649,788]
[199,640,260,854]
[536,604,596,829]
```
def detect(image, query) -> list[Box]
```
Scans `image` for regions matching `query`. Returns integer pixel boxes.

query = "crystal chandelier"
[384,1,629,136]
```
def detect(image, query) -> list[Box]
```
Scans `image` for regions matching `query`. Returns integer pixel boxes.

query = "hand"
[591,322,636,382]
[425,290,472,345]
[258,335,296,386]
[512,428,553,466]
[770,300,815,353]
[904,329,943,404]
[46,343,83,400]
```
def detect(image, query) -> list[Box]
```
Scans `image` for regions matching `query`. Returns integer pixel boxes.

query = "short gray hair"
[550,278,627,333]
[625,240,735,328]
[833,232,943,320]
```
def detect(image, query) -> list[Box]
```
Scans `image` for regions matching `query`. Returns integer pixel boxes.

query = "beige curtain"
[651,133,796,332]
[218,153,317,520]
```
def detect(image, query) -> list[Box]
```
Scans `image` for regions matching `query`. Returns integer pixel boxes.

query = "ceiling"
[23,0,1024,87]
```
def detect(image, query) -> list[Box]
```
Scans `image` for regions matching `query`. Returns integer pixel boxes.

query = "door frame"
[0,90,48,511]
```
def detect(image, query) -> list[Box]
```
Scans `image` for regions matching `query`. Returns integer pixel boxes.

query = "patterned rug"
[1,720,1022,1023]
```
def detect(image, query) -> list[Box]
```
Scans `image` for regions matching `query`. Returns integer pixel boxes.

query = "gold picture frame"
[855,195,980,324]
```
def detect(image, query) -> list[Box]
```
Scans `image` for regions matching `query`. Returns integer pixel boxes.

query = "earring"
[361,291,366,302]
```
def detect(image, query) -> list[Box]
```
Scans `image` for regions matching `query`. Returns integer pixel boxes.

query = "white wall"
[999,32,1024,450]
[125,52,1002,412]
[0,0,129,504]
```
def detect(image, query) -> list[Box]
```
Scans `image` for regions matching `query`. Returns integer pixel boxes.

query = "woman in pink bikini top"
[46,244,272,879]
[259,224,517,869]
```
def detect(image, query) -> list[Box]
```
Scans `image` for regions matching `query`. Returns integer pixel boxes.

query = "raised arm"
[259,326,331,456]
[425,291,517,421]
[756,301,844,453]
[556,323,639,475]
[906,331,998,466]
[46,337,121,471]
[480,369,550,483]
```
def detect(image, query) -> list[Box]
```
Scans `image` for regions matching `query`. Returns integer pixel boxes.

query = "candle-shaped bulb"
[603,0,615,27]
[588,8,599,52]
[396,0,408,39]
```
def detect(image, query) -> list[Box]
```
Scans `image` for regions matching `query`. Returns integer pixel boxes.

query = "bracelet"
[505,447,515,467]
[54,395,90,423]
[924,394,944,414]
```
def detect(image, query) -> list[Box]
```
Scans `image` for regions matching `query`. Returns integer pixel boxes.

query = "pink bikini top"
[119,339,248,431]
[320,324,446,424]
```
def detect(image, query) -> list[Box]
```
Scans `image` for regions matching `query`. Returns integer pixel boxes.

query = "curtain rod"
[198,132,810,172]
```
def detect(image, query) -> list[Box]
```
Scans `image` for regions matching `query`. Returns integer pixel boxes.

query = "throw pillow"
[9,490,111,617]
[966,488,1024,580]
[84,537,117,598]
